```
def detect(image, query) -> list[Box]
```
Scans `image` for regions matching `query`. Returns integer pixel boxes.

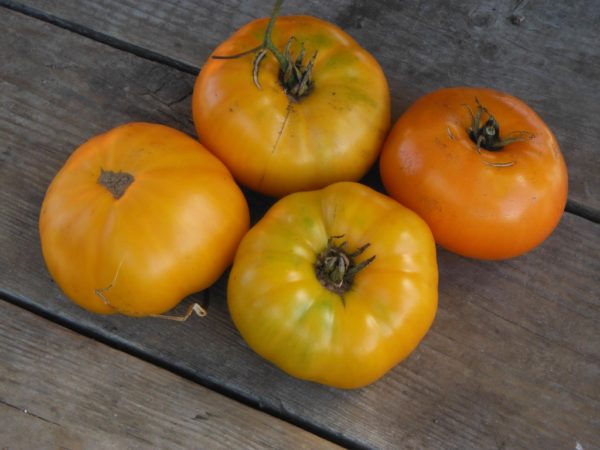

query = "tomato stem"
[465,99,533,166]
[213,0,316,99]
[262,0,288,69]
[315,235,376,300]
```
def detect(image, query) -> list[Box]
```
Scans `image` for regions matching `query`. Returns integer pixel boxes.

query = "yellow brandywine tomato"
[228,182,438,388]
[39,123,249,316]
[192,6,390,197]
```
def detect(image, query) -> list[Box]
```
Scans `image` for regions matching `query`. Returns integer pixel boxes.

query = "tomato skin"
[380,87,568,260]
[39,123,249,316]
[193,15,390,197]
[228,182,437,389]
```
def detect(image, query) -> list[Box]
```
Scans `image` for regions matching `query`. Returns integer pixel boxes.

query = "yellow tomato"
[228,182,438,388]
[193,14,390,197]
[39,123,249,316]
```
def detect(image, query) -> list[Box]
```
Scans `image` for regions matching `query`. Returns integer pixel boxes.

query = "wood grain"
[1,6,599,450]
[6,0,600,219]
[0,300,342,449]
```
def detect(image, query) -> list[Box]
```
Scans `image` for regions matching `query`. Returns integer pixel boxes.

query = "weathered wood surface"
[8,0,600,219]
[1,3,599,450]
[0,300,341,449]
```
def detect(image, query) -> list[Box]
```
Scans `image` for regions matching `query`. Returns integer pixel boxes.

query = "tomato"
[192,9,390,197]
[39,123,250,316]
[380,87,568,260]
[227,182,437,388]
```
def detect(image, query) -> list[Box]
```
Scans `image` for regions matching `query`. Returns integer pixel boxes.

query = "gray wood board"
[1,6,600,450]
[6,0,600,219]
[0,300,342,449]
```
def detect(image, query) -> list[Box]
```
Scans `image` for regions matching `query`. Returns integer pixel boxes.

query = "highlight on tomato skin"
[379,87,568,260]
[192,2,391,198]
[39,122,250,317]
[227,181,438,389]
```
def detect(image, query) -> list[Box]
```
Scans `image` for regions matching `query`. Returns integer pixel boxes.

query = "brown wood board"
[0,300,342,449]
[1,5,600,450]
[7,0,600,219]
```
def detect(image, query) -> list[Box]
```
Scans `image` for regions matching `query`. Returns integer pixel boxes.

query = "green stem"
[213,0,316,99]
[262,0,288,70]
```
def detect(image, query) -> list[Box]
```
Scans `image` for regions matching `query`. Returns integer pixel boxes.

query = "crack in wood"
[166,91,192,107]
[1,2,599,448]
[0,398,63,428]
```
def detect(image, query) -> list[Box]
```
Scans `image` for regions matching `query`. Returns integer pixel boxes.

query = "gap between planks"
[0,0,200,75]
[0,292,364,450]
[2,0,598,225]
[0,298,345,450]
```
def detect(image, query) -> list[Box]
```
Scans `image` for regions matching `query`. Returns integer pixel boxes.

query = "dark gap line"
[566,200,600,224]
[0,0,598,445]
[0,291,369,450]
[0,0,200,76]
[2,0,599,226]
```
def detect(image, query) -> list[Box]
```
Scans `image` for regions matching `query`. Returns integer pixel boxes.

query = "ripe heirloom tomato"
[192,6,390,197]
[39,123,249,316]
[228,182,438,389]
[380,87,568,260]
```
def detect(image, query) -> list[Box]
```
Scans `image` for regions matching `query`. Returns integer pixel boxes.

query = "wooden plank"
[7,0,600,219]
[0,300,342,449]
[1,7,599,449]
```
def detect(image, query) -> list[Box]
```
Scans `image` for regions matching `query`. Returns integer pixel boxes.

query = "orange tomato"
[380,87,568,260]
[193,14,390,197]
[39,123,249,316]
[228,182,438,388]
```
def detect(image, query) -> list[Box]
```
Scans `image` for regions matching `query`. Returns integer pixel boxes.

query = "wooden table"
[1,1,599,448]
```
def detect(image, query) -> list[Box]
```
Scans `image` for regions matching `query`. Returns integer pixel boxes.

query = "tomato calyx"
[213,0,317,100]
[466,99,533,167]
[314,235,376,300]
[98,169,134,199]
[275,36,317,99]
